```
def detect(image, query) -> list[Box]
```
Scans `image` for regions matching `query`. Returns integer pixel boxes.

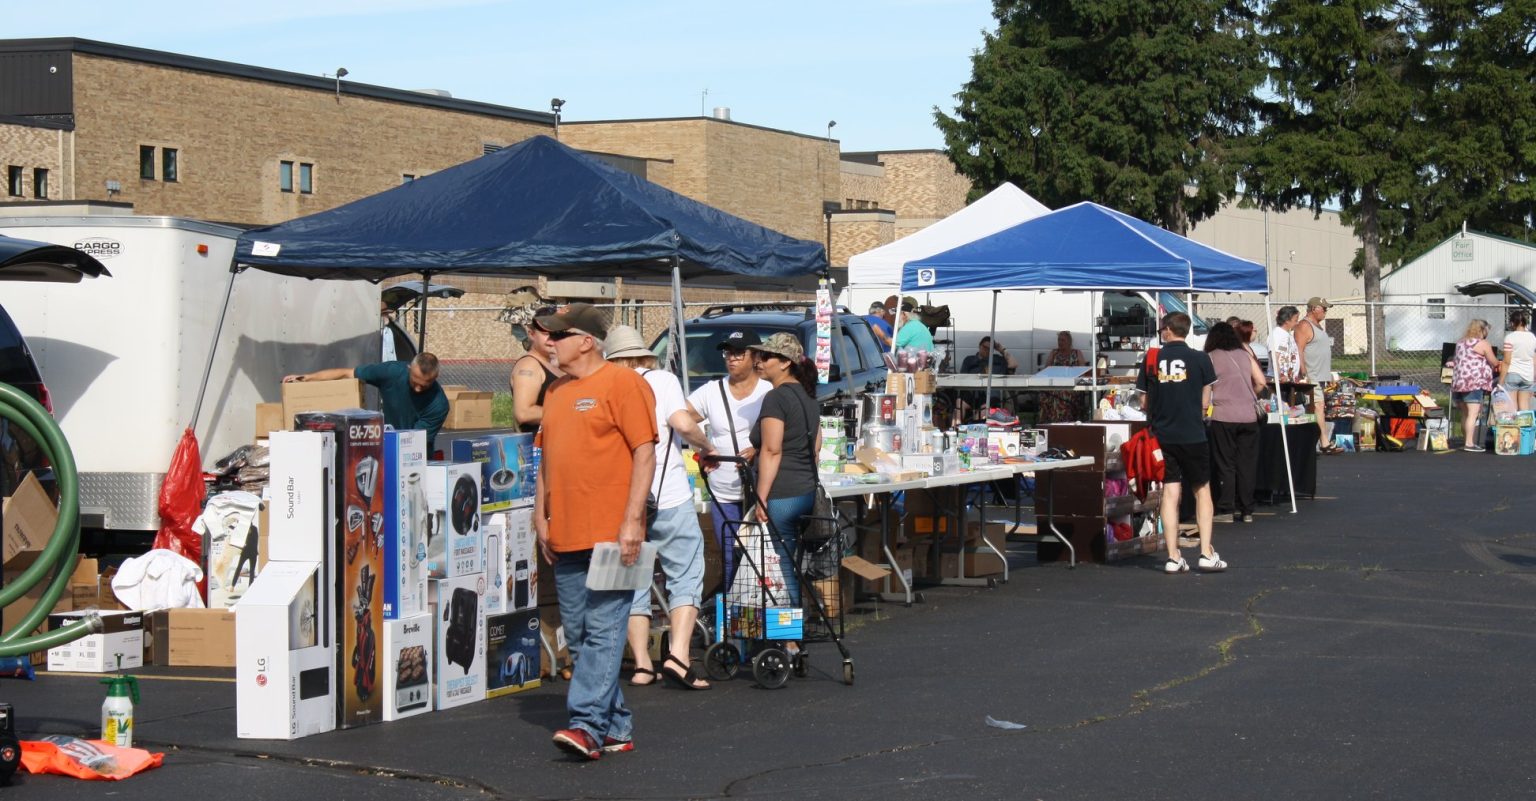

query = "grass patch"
[491,392,516,428]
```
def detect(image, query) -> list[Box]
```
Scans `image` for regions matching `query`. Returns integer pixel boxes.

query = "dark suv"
[651,303,889,412]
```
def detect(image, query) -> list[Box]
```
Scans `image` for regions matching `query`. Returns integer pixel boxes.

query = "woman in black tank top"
[511,320,565,433]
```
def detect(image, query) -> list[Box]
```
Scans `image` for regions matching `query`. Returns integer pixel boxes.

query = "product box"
[149,608,237,667]
[424,462,484,579]
[900,453,946,476]
[3,473,56,566]
[442,387,494,430]
[485,608,542,698]
[255,402,286,439]
[202,492,264,609]
[482,514,506,616]
[1495,425,1522,456]
[382,614,433,721]
[504,506,537,611]
[267,430,338,565]
[46,610,144,673]
[281,378,364,430]
[236,561,337,740]
[383,430,429,619]
[431,573,487,710]
[449,432,537,511]
[988,431,1022,460]
[295,409,386,730]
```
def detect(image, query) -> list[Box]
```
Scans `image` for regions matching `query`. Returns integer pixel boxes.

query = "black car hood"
[1455,279,1536,306]
[0,235,111,282]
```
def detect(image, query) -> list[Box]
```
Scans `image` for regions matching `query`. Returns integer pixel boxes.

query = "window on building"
[140,146,156,180]
[33,168,48,199]
[279,161,294,192]
[844,198,853,208]
[162,148,178,182]
[1426,298,1445,320]
[6,166,22,197]
[299,163,313,194]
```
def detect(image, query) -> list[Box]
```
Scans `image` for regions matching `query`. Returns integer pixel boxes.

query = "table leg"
[877,493,915,606]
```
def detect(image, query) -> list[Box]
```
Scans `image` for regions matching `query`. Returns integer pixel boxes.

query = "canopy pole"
[671,256,691,389]
[190,256,241,436]
[984,290,998,415]
[416,270,431,353]
[1091,291,1100,415]
[1267,296,1298,514]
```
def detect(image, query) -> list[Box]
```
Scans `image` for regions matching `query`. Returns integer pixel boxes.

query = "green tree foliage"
[935,0,1263,235]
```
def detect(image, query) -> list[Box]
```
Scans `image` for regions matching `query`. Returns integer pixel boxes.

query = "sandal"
[628,667,657,687]
[661,654,711,691]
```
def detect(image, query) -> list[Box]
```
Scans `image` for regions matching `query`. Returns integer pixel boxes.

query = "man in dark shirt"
[284,352,450,446]
[1137,313,1223,574]
[960,337,1017,375]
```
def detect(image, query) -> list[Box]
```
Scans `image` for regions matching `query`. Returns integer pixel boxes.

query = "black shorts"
[1162,441,1211,487]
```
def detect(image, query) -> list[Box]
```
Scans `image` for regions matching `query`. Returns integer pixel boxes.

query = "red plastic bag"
[153,427,206,597]
[21,737,164,780]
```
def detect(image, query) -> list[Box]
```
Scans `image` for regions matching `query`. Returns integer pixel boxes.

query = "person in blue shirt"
[863,301,893,348]
[284,352,451,446]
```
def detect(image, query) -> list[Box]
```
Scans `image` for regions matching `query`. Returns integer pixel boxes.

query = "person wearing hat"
[864,301,893,347]
[747,332,821,609]
[532,303,658,760]
[283,352,449,446]
[511,305,566,434]
[894,295,934,351]
[1294,297,1337,452]
[602,325,715,691]
[686,329,771,590]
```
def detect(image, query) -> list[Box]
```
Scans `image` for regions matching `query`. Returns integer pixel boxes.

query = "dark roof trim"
[0,113,73,131]
[841,148,946,158]
[565,116,837,144]
[0,37,554,126]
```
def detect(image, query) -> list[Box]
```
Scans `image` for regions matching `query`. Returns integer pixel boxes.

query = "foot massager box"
[424,462,484,579]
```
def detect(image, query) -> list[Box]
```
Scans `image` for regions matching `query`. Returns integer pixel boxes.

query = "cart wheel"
[752,648,791,689]
[703,641,741,682]
[842,659,855,686]
[792,652,808,678]
[986,577,998,590]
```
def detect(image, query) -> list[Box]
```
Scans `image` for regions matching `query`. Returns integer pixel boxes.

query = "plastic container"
[100,676,139,748]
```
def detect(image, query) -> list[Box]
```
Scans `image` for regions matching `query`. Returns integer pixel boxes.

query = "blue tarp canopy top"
[903,201,1267,294]
[234,135,826,282]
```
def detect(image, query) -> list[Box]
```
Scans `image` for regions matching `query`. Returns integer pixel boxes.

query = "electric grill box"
[449,432,536,512]
[295,409,386,730]
[485,608,542,698]
[430,573,486,710]
[381,614,433,721]
[424,462,483,579]
[383,429,429,620]
[236,560,336,740]
[504,506,537,611]
[482,514,506,616]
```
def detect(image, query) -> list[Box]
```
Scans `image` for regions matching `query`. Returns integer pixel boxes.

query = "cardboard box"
[431,573,487,709]
[442,387,493,430]
[424,462,484,579]
[148,608,237,667]
[3,473,57,566]
[203,493,264,609]
[496,507,537,611]
[449,433,536,511]
[481,514,506,616]
[268,431,338,565]
[485,608,541,698]
[383,430,429,619]
[255,402,287,439]
[382,615,433,721]
[236,561,337,740]
[47,610,145,673]
[281,379,363,429]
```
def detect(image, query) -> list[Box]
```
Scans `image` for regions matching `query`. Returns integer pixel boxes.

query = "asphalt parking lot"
[7,449,1536,800]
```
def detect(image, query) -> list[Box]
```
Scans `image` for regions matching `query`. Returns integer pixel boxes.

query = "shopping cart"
[699,455,854,688]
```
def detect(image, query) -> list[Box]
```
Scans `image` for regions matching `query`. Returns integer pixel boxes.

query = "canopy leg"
[190,256,240,436]
[671,256,691,388]
[1266,296,1298,514]
[416,271,430,353]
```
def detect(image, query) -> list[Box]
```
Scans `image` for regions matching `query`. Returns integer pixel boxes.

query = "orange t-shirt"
[535,363,658,552]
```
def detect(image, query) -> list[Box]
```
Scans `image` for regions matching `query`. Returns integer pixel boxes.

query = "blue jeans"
[630,503,705,616]
[709,500,743,588]
[554,550,633,742]
[764,493,815,606]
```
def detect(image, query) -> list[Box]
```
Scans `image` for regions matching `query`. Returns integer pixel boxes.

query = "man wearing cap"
[532,303,658,760]
[864,302,894,347]
[894,295,934,351]
[283,352,449,445]
[1294,297,1336,451]
[687,330,771,587]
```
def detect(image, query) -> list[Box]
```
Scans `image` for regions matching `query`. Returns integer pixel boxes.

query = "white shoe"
[1198,552,1228,572]
[1164,556,1190,574]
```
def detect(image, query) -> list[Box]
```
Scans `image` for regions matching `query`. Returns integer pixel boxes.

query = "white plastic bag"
[728,521,789,608]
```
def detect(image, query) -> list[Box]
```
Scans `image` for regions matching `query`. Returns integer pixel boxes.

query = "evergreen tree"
[935,0,1263,235]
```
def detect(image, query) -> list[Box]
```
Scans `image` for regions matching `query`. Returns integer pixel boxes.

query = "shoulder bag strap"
[718,378,743,456]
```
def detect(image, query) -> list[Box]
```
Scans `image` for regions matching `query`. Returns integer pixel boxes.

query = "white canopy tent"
[846,182,1051,288]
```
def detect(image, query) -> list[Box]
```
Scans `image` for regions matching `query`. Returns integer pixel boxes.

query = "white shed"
[1380,229,1536,351]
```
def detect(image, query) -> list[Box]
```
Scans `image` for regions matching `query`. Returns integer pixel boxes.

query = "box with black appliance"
[424,462,484,579]
[430,573,486,709]
[503,506,537,611]
[448,432,536,512]
[236,560,335,740]
[383,429,429,619]
[294,410,386,730]
[485,608,541,698]
[381,614,433,721]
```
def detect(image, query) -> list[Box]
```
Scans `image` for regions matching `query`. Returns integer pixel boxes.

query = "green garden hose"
[0,382,100,657]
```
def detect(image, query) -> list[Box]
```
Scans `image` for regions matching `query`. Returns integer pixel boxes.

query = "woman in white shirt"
[1266,305,1302,383]
[1501,310,1536,411]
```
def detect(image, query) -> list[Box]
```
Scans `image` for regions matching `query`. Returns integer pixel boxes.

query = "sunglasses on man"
[547,329,588,342]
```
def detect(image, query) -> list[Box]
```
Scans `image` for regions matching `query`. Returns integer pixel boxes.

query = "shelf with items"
[1032,422,1156,564]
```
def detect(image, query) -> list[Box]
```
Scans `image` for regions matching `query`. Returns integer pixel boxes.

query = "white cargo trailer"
[0,214,379,532]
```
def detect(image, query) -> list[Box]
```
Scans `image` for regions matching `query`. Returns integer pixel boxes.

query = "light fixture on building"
[826,120,836,141]
[551,98,566,138]
[105,179,121,195]
[328,67,349,100]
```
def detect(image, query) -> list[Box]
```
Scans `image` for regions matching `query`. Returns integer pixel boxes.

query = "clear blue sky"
[10,0,997,153]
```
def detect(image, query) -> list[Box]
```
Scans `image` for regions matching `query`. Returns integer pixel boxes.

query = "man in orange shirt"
[533,303,657,761]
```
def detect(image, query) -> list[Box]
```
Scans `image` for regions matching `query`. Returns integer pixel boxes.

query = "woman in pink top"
[1449,319,1499,452]
[1204,323,1269,523]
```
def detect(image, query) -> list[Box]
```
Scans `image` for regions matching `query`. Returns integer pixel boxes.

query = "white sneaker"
[1198,552,1228,572]
[1164,556,1190,574]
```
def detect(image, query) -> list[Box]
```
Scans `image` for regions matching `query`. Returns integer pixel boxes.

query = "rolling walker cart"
[700,456,854,688]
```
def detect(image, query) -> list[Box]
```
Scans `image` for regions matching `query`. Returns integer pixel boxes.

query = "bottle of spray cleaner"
[100,676,139,747]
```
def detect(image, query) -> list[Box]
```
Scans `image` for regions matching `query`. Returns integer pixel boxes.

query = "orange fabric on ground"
[536,363,657,552]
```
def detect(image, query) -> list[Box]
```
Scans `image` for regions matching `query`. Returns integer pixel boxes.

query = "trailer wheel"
[703,641,740,682]
[752,648,791,689]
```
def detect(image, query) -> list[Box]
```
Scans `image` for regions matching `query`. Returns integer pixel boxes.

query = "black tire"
[752,647,791,689]
[703,641,741,682]
[842,659,855,685]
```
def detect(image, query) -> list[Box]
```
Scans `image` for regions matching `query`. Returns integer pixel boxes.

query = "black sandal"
[661,654,711,691]
[628,667,657,687]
